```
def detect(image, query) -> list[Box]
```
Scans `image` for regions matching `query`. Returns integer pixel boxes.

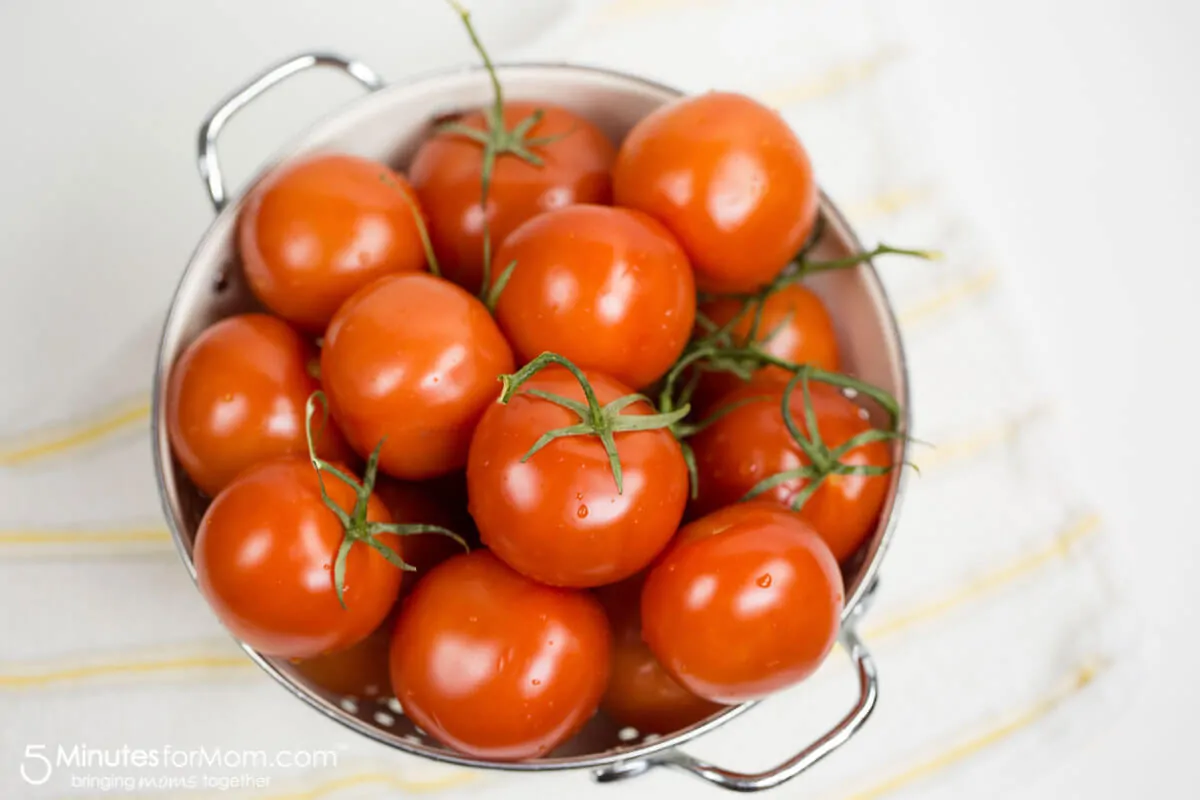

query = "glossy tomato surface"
[409,102,616,294]
[596,575,726,735]
[166,313,348,497]
[696,283,841,410]
[614,92,818,294]
[690,381,891,561]
[467,366,688,587]
[194,457,400,659]
[641,503,843,704]
[493,205,696,388]
[390,550,611,760]
[320,273,514,480]
[239,154,430,331]
[291,614,394,699]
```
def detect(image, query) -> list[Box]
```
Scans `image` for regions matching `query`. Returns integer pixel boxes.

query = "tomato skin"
[239,154,430,331]
[467,366,688,588]
[596,576,726,734]
[194,457,400,659]
[320,273,515,480]
[690,381,891,561]
[695,284,841,411]
[390,550,611,760]
[641,503,843,704]
[409,102,616,294]
[291,615,394,699]
[166,313,349,497]
[613,92,818,294]
[493,205,696,389]
[372,475,478,590]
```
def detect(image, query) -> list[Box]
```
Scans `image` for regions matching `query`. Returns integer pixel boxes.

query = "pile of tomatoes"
[166,4,917,762]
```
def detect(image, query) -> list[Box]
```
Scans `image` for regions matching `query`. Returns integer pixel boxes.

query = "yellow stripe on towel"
[0,396,150,467]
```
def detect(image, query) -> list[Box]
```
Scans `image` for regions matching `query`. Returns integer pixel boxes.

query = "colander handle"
[197,52,384,212]
[594,599,879,793]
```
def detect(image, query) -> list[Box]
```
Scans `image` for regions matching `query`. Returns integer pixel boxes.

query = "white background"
[0,0,1197,797]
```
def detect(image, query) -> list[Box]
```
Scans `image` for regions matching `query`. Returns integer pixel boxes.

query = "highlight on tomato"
[641,502,844,704]
[239,153,432,331]
[166,313,349,497]
[467,354,689,588]
[193,394,464,659]
[389,549,611,760]
[492,204,696,389]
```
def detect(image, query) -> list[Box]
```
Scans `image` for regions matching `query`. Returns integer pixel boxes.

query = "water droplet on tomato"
[757,574,772,588]
[532,679,541,686]
[577,505,589,519]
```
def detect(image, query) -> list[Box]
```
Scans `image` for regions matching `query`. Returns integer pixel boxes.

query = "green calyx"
[304,393,467,608]
[443,0,573,305]
[378,171,442,278]
[497,352,691,495]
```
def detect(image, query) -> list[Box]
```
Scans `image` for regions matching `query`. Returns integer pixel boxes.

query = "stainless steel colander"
[151,52,911,793]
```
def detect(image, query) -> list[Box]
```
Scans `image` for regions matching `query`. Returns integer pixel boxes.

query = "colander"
[151,52,911,793]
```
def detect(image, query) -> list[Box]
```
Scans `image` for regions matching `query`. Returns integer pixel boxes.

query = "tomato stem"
[497,351,690,494]
[379,172,441,278]
[303,393,466,608]
[442,0,573,302]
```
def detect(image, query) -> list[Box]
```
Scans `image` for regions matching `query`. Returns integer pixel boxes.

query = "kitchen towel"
[0,1,1139,798]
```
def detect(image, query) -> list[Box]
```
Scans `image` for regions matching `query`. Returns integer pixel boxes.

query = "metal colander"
[151,54,910,793]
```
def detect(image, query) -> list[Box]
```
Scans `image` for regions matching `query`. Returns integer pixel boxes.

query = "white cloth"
[0,1,1137,798]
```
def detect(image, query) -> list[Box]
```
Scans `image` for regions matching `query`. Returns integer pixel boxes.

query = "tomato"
[194,457,401,659]
[409,102,616,294]
[694,284,840,411]
[291,614,394,699]
[641,503,843,704]
[390,550,611,760]
[596,575,726,735]
[320,273,514,480]
[372,474,479,588]
[166,313,349,497]
[239,153,430,331]
[613,92,818,294]
[689,380,891,561]
[492,205,696,388]
[467,365,688,587]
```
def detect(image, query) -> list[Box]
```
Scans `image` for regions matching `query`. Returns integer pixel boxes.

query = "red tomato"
[372,474,479,590]
[194,457,401,659]
[291,614,394,699]
[613,92,818,294]
[492,205,696,388]
[320,273,514,480]
[239,154,429,331]
[641,503,843,704]
[694,284,841,411]
[690,380,891,561]
[467,365,688,588]
[166,313,349,497]
[596,575,726,735]
[390,550,611,760]
[409,103,616,294]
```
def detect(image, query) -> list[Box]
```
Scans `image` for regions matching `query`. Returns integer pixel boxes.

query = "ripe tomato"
[492,205,696,388]
[613,92,818,294]
[390,550,611,760]
[320,273,514,480]
[166,313,349,497]
[291,614,394,699]
[694,284,841,411]
[372,474,479,589]
[239,153,429,331]
[641,503,843,704]
[409,102,616,294]
[194,457,401,659]
[467,365,688,588]
[596,575,726,735]
[689,380,891,561]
